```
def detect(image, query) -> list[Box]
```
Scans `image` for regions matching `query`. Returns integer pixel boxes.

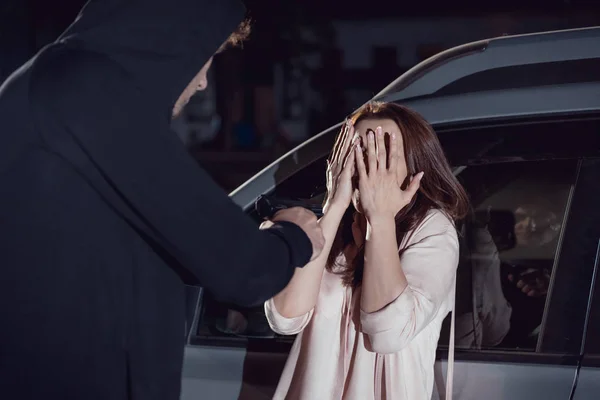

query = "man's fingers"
[271,207,324,263]
[516,280,525,289]
[309,227,326,262]
[375,126,386,170]
[259,220,274,230]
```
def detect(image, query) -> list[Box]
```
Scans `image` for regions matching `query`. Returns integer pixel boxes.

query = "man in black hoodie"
[0,1,325,399]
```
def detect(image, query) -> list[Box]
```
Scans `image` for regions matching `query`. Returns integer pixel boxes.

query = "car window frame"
[578,240,600,368]
[435,162,579,366]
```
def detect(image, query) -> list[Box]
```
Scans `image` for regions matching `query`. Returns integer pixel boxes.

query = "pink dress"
[264,210,459,400]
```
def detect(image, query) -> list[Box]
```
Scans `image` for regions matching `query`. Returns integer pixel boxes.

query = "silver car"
[181,26,600,400]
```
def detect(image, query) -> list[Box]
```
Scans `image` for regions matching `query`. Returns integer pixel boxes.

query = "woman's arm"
[267,121,358,328]
[360,213,459,354]
[270,203,347,319]
[361,215,407,313]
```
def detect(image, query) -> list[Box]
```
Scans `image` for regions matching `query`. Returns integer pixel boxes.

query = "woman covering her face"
[263,102,469,399]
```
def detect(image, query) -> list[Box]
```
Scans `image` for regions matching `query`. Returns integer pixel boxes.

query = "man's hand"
[260,207,325,262]
[508,267,550,298]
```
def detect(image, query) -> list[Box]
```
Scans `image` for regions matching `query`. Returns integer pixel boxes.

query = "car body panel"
[181,346,246,400]
[572,366,600,400]
[431,360,576,400]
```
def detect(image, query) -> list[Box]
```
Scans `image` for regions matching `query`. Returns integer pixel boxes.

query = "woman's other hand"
[324,120,357,213]
[355,126,423,223]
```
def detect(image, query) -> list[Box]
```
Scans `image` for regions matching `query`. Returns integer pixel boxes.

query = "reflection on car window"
[443,160,577,352]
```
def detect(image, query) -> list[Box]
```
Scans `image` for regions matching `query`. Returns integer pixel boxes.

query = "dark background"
[2,0,599,191]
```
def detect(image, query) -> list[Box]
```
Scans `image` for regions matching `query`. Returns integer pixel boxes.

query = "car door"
[432,118,600,400]
[573,267,600,400]
[181,116,599,400]
[570,159,600,400]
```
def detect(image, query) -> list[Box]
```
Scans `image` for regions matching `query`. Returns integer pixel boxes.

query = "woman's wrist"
[366,211,396,226]
[323,199,348,218]
[365,213,396,239]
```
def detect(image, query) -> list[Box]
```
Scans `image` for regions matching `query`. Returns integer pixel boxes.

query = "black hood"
[55,0,245,115]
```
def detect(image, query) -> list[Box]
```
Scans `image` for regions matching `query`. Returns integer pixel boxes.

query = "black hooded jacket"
[0,0,311,398]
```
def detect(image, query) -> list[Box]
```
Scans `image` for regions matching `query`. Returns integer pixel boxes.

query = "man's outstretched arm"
[30,48,323,307]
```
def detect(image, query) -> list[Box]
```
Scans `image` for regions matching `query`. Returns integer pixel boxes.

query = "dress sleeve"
[360,213,459,354]
[264,298,314,335]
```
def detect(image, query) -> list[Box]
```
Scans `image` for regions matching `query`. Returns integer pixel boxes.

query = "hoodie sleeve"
[29,47,312,307]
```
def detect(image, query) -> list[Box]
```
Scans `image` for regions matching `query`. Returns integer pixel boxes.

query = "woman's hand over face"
[325,120,357,212]
[355,126,423,223]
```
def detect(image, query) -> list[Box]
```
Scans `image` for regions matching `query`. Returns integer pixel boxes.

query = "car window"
[440,159,577,352]
[537,158,600,355]
[191,117,599,353]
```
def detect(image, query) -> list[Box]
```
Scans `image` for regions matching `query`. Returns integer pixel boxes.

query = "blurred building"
[2,0,600,190]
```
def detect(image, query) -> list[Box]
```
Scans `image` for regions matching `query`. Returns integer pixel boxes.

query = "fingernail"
[391,133,396,140]
[368,131,374,139]
[418,172,425,179]
[376,126,383,136]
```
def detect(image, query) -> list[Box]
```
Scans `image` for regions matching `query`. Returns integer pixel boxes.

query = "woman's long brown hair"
[326,102,469,287]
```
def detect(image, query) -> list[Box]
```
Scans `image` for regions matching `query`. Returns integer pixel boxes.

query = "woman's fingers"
[329,122,346,166]
[404,171,424,200]
[375,126,386,170]
[332,120,352,167]
[355,142,368,180]
[341,142,356,178]
[339,124,355,167]
[367,130,377,175]
[388,132,398,172]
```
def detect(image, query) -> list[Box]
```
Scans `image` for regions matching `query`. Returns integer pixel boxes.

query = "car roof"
[374,26,600,103]
[230,26,600,210]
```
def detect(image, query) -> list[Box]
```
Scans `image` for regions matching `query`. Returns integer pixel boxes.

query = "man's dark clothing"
[0,1,311,399]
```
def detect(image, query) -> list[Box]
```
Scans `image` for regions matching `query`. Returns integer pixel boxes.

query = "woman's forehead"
[354,118,399,136]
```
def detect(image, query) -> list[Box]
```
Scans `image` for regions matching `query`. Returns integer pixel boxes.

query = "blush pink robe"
[264,210,458,400]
